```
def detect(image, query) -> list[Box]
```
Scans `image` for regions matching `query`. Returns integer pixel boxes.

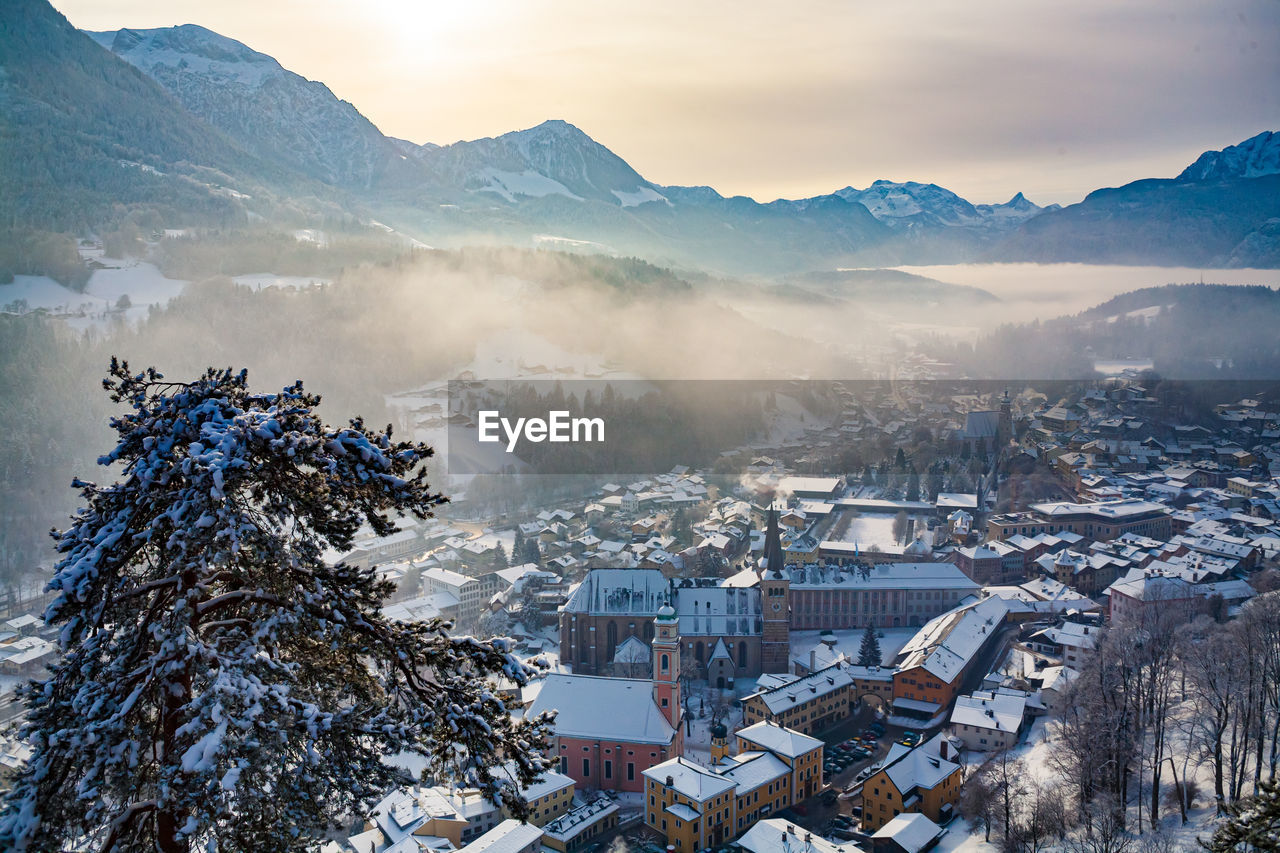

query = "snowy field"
[827,513,934,551]
[1,258,188,329]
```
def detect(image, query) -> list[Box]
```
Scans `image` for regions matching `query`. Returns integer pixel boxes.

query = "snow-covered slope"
[831,181,1052,232]
[86,25,411,189]
[1177,130,1280,182]
[417,120,667,206]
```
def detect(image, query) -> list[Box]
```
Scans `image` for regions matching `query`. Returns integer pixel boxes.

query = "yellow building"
[499,763,575,826]
[734,721,825,803]
[541,797,620,853]
[741,660,894,735]
[860,734,963,832]
[642,722,824,851]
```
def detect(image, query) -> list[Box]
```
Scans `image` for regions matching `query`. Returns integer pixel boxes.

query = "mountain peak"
[1177,130,1280,183]
[504,119,596,148]
[87,24,285,88]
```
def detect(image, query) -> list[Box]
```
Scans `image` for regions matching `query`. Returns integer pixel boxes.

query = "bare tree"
[960,762,999,842]
[1008,779,1071,853]
[1062,795,1135,853]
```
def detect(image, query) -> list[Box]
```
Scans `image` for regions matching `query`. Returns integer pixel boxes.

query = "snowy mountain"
[417,120,666,206]
[0,0,330,241]
[8,6,1272,271]
[87,25,415,189]
[1177,131,1280,183]
[994,131,1280,267]
[830,181,1051,232]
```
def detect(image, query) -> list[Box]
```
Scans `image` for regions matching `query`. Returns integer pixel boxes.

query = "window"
[583,758,590,777]
[628,763,635,781]
[604,760,612,779]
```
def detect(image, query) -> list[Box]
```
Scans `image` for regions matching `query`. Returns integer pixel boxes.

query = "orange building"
[889,596,1009,726]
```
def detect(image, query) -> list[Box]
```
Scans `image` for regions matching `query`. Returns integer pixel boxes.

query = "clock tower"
[760,508,791,673]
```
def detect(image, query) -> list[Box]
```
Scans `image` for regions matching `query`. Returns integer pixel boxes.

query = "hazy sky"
[57,0,1279,205]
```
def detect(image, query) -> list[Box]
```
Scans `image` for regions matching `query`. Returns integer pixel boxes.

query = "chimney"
[810,649,817,671]
[939,740,948,760]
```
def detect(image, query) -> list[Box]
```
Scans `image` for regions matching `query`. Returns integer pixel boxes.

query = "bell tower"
[710,722,730,763]
[760,508,791,673]
[652,603,682,731]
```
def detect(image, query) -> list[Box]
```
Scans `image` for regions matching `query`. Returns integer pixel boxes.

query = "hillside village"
[3,377,1280,852]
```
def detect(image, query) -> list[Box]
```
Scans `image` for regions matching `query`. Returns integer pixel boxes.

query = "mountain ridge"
[6,4,1277,274]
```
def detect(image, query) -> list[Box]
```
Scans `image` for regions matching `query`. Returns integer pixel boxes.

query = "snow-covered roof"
[936,493,978,509]
[785,562,979,592]
[747,661,891,716]
[870,813,944,853]
[526,674,676,745]
[1029,498,1169,520]
[719,751,792,792]
[736,819,859,853]
[950,690,1026,733]
[878,734,961,798]
[777,476,842,496]
[1106,568,1195,602]
[736,721,824,759]
[674,586,761,635]
[496,761,574,802]
[643,757,735,801]
[381,593,460,623]
[1036,620,1099,651]
[561,569,669,615]
[612,635,650,665]
[456,820,542,853]
[895,597,1009,684]
[542,798,618,843]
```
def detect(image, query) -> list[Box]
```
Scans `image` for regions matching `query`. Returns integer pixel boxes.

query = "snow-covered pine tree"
[0,362,554,853]
[1201,778,1280,851]
[857,623,882,667]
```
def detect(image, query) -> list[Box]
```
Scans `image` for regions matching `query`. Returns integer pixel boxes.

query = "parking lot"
[772,701,934,843]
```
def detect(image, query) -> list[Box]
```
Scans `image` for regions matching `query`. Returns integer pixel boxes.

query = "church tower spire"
[760,508,791,673]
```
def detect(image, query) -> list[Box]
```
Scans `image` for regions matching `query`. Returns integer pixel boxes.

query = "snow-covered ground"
[1,257,188,329]
[789,626,918,668]
[937,712,1228,852]
[827,513,935,551]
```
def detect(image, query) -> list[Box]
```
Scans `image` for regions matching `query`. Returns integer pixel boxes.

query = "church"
[527,604,686,792]
[558,510,795,679]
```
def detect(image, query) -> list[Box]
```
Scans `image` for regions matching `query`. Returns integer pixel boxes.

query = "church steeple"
[763,507,785,578]
[759,508,791,673]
